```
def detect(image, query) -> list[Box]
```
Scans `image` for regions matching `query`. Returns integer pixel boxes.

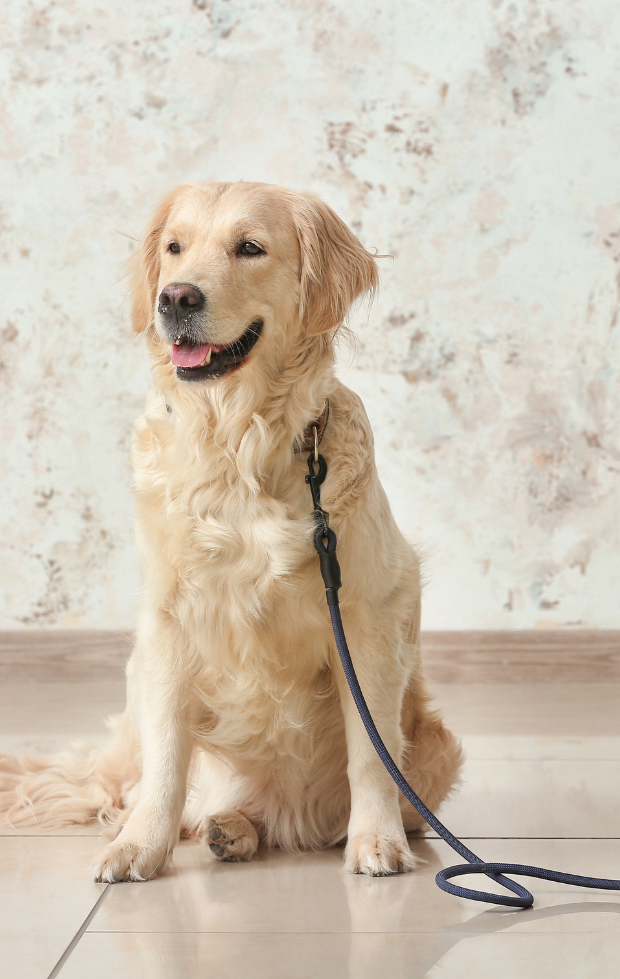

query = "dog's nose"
[158,283,205,319]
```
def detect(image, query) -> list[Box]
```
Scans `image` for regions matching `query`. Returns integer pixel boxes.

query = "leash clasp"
[305,452,329,538]
[305,450,341,605]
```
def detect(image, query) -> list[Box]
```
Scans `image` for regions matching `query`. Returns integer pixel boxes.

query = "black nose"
[158,283,205,320]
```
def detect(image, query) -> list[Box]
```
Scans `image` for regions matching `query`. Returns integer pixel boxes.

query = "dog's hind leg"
[399,673,463,833]
[181,750,260,862]
[201,809,259,862]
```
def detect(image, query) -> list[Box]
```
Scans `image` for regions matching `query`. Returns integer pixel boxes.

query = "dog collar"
[295,399,330,454]
[164,398,329,453]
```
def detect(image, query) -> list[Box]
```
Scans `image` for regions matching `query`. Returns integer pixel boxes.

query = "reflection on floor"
[1,680,619,978]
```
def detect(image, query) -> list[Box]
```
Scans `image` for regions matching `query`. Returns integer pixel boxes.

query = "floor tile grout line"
[3,833,614,844]
[77,925,620,936]
[46,886,110,979]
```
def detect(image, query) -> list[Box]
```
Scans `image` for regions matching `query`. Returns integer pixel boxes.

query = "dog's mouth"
[170,319,263,382]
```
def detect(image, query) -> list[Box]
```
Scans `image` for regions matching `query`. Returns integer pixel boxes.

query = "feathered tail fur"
[0,712,139,832]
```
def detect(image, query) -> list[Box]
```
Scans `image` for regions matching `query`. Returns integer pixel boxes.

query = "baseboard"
[421,631,620,682]
[1,629,619,683]
[0,631,132,682]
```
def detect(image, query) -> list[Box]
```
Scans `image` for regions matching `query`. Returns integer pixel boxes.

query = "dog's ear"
[130,190,179,334]
[293,194,379,336]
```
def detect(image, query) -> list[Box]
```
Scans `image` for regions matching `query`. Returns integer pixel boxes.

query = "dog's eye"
[168,242,181,254]
[238,241,264,256]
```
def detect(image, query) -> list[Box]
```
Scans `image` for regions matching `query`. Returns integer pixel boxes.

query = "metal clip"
[305,453,329,538]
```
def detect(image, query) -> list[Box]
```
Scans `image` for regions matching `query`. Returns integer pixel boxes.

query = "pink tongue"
[171,342,211,368]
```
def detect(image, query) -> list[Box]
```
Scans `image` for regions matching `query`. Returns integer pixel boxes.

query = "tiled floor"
[2,680,619,978]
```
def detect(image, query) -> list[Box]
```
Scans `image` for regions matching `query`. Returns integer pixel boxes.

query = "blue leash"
[306,451,620,908]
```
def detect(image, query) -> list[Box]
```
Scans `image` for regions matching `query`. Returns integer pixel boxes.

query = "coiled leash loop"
[308,449,620,908]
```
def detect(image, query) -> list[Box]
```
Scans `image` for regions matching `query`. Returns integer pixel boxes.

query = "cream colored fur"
[0,182,462,881]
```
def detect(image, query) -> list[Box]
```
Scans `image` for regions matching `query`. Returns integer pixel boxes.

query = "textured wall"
[1,0,620,630]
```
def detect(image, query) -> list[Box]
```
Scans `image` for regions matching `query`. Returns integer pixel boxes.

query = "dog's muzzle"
[170,319,264,382]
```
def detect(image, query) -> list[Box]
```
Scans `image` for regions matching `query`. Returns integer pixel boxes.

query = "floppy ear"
[293,194,379,336]
[130,189,179,334]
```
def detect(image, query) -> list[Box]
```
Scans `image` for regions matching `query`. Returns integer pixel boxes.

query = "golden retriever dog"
[0,182,462,881]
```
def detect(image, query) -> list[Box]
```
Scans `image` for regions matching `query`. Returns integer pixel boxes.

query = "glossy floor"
[1,681,619,978]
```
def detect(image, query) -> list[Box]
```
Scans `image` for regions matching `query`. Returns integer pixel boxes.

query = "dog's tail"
[0,712,140,830]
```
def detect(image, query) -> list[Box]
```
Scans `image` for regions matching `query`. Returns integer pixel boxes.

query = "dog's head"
[131,182,378,384]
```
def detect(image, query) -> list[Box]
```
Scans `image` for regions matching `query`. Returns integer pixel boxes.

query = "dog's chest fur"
[131,400,330,673]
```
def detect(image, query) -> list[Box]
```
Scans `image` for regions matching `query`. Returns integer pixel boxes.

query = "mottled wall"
[1,0,620,630]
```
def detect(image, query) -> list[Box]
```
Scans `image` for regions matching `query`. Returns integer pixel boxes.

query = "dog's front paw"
[93,840,171,883]
[344,833,417,876]
[200,809,259,862]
